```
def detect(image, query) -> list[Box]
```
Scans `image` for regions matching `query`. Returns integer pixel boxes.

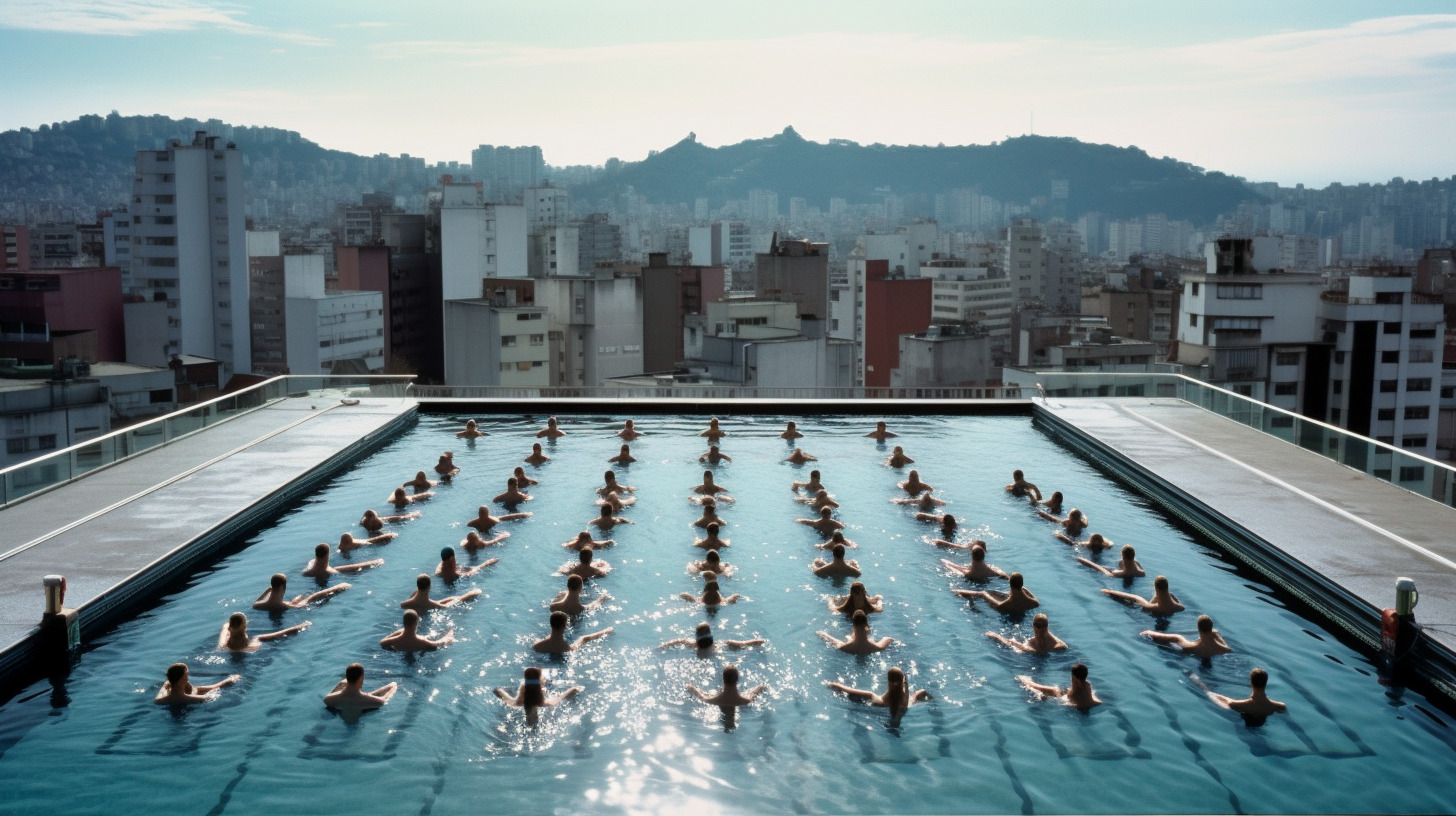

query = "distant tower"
[130,131,250,378]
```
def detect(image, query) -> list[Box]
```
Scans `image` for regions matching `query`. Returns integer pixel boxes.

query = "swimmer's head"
[1049,491,1063,504]
[465,420,476,429]
[849,581,866,598]
[820,507,832,518]
[599,504,613,517]
[831,531,845,543]
[346,662,364,683]
[722,664,739,684]
[1197,614,1214,634]
[704,580,720,593]
[507,477,517,488]
[1013,470,1025,480]
[1250,668,1269,688]
[1009,572,1024,589]
[706,523,720,535]
[696,622,712,638]
[1121,544,1136,559]
[851,609,869,629]
[887,666,905,687]
[1069,509,1082,520]
[787,421,797,429]
[416,574,431,590]
[579,547,594,563]
[270,573,287,589]
[567,574,583,591]
[604,470,616,482]
[402,609,419,626]
[228,612,247,630]
[533,442,543,452]
[549,611,568,631]
[466,531,482,543]
[1088,533,1105,546]
[315,543,330,558]
[440,546,455,561]
[1071,663,1088,681]
[705,550,721,565]
[703,470,713,481]
[1033,613,1049,630]
[1154,575,1169,591]
[393,487,406,499]
[971,545,986,561]
[167,662,188,683]
[832,544,845,558]
[942,514,957,530]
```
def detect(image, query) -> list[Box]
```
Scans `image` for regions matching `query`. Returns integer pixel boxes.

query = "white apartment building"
[921,261,1015,339]
[129,131,250,379]
[281,255,384,375]
[101,210,133,290]
[1006,218,1045,302]
[442,298,550,387]
[440,182,528,296]
[534,273,644,386]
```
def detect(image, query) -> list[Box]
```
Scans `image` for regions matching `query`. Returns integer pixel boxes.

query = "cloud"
[0,0,331,45]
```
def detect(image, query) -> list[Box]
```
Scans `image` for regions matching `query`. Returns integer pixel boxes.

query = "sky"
[1,1,1453,187]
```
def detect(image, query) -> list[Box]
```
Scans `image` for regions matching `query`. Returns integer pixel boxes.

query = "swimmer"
[155,663,240,705]
[1040,507,1087,538]
[884,446,913,468]
[608,444,636,465]
[563,531,615,550]
[559,546,611,579]
[218,611,309,653]
[1037,490,1065,516]
[693,523,730,550]
[524,442,551,466]
[513,466,539,488]
[941,544,1008,580]
[785,448,818,464]
[899,470,933,496]
[337,531,396,554]
[818,609,894,654]
[599,470,636,497]
[955,571,1040,614]
[692,499,726,530]
[253,573,349,611]
[893,491,945,510]
[680,572,741,606]
[699,444,732,465]
[1006,469,1042,501]
[461,530,511,551]
[467,505,532,533]
[811,544,861,578]
[661,622,764,654]
[456,419,487,439]
[494,666,582,725]
[829,581,884,615]
[687,548,733,576]
[699,417,726,442]
[403,471,437,491]
[687,665,765,714]
[796,506,844,536]
[780,420,804,440]
[492,477,532,507]
[985,612,1067,653]
[597,490,635,512]
[380,609,454,651]
[437,546,496,581]
[690,470,732,503]
[826,667,930,718]
[1059,532,1114,552]
[1018,663,1101,709]
[928,514,966,547]
[535,416,567,439]
[434,451,460,479]
[1140,614,1231,658]
[360,508,419,531]
[401,573,482,612]
[589,504,632,532]
[303,543,383,579]
[792,469,826,493]
[915,510,955,526]
[1204,667,1287,719]
[1077,544,1144,578]
[324,663,397,715]
[533,610,613,653]
[797,488,839,512]
[549,574,610,615]
[617,419,642,441]
[866,420,898,443]
[815,530,858,550]
[1101,575,1185,616]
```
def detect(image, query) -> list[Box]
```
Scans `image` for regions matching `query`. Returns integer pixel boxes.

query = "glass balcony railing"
[0,375,414,508]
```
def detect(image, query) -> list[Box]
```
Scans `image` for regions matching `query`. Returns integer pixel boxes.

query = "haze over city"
[1,0,1454,186]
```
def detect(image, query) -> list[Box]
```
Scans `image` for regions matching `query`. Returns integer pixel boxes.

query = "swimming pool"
[1,412,1454,814]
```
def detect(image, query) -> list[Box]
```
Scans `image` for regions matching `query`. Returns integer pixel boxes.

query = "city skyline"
[1,1,1454,188]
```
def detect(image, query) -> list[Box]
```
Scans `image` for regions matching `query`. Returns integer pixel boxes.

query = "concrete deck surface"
[0,397,416,665]
[1040,397,1456,656]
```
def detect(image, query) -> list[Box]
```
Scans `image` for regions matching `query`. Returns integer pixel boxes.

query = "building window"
[1274,352,1300,367]
[501,336,517,347]
[1273,382,1298,396]
[1190,282,1200,296]
[1332,380,1343,394]
[1405,406,1430,420]
[1188,313,1198,327]
[5,439,23,455]
[1333,351,1346,365]
[1407,378,1432,392]
[1216,284,1262,299]
[530,334,544,346]
[1329,409,1342,423]
[1399,466,1427,481]
[1378,408,1395,421]
[1381,350,1400,364]
[1402,436,1428,448]
[1410,327,1437,339]
[1379,380,1398,392]
[1383,322,1402,334]
[37,434,56,450]
[1442,386,1455,399]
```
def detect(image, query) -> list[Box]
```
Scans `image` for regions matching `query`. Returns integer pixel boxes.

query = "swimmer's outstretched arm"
[257,621,312,642]
[570,628,614,649]
[1075,557,1115,575]
[334,558,385,573]
[816,631,844,647]
[1017,675,1062,698]
[1099,588,1147,607]
[826,681,877,702]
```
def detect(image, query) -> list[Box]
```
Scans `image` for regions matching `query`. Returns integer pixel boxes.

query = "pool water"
[1,413,1454,815]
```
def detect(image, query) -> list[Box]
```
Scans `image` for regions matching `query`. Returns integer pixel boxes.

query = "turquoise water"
[1,413,1455,815]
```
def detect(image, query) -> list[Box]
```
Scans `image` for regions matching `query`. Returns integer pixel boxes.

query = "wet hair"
[1009,572,1024,589]
[1154,575,1170,591]
[851,609,869,628]
[566,574,584,590]
[1250,668,1269,688]
[402,610,419,625]
[702,470,713,480]
[507,477,517,488]
[971,545,986,562]
[1013,470,1025,480]
[695,622,714,648]
[270,573,287,589]
[831,544,845,558]
[703,499,716,510]
[579,547,594,563]
[393,487,406,499]
[702,571,717,583]
[706,523,720,535]
[1032,613,1049,629]
[1197,614,1214,633]
[440,546,455,561]
[1068,509,1083,520]
[1088,534,1105,547]
[704,580,721,593]
[1048,490,1063,504]
[849,581,866,597]
[416,574,431,590]
[346,662,364,683]
[315,543,330,558]
[228,612,247,629]
[604,470,616,482]
[723,665,739,684]
[820,507,833,517]
[167,662,187,683]
[941,514,957,532]
[787,421,797,428]
[1071,663,1089,681]
[887,666,906,687]
[1121,544,1136,559]
[549,611,568,630]
[704,550,721,564]
[809,469,821,479]
[599,504,613,517]
[523,667,544,707]
[830,531,845,543]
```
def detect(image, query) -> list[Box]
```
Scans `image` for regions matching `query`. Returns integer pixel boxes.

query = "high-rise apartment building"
[470,145,544,202]
[129,131,249,379]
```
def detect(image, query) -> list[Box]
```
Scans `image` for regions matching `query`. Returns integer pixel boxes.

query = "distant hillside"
[572,127,1260,223]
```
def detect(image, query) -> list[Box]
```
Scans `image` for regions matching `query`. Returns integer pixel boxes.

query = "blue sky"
[1,1,1453,186]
